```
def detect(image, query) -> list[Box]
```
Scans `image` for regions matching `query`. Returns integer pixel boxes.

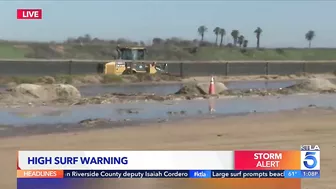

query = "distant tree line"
[64,27,316,49]
[197,26,316,49]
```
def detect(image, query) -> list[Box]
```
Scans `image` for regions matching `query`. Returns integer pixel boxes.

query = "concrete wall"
[0,60,99,76]
[1,60,336,76]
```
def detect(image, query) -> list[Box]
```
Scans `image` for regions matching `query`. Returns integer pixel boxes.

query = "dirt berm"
[1,84,81,103]
[286,78,336,92]
[176,82,227,95]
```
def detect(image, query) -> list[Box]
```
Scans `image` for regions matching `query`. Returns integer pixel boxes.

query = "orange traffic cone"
[209,76,215,95]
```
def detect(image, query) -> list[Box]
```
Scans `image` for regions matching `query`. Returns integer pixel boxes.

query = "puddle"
[225,80,297,90]
[79,80,299,96]
[79,83,183,96]
[1,93,336,126]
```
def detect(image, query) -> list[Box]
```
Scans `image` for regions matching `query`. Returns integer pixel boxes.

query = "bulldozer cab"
[116,46,148,74]
[117,47,146,60]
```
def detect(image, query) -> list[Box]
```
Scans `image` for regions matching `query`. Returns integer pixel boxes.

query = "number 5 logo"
[304,152,317,169]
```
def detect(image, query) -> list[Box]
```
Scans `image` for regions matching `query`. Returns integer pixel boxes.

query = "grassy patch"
[10,76,40,84]
[134,73,181,82]
[102,74,123,83]
[0,43,29,59]
[54,74,75,84]
[135,73,155,82]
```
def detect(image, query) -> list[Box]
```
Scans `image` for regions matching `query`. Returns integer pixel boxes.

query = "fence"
[1,59,336,77]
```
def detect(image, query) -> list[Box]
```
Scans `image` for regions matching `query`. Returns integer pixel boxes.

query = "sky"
[0,0,335,48]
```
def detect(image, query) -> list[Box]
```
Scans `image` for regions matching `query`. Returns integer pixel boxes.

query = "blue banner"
[284,170,302,178]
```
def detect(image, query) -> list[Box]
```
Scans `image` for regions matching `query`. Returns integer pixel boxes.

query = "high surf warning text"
[27,156,128,165]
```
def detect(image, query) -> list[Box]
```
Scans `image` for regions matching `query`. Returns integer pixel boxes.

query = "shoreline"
[1,87,335,108]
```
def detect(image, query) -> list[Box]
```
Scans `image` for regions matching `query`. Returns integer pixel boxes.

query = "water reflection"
[0,93,335,126]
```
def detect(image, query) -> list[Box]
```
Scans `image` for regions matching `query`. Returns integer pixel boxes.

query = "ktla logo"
[17,9,42,20]
[300,145,320,170]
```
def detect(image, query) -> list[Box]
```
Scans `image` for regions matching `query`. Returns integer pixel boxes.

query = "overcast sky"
[1,1,335,48]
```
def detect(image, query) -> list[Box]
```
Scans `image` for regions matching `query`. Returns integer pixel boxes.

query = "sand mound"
[176,82,227,95]
[287,78,336,91]
[8,84,81,102]
[176,83,204,95]
[197,82,227,94]
[38,76,56,84]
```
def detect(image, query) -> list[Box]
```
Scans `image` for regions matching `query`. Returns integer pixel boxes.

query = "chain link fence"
[0,60,336,77]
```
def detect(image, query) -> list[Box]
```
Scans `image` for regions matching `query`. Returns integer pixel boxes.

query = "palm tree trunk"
[201,34,204,42]
[215,35,218,46]
[309,41,311,48]
[220,36,223,46]
[257,36,260,48]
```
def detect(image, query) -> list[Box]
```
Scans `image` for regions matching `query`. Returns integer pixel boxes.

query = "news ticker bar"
[17,170,320,179]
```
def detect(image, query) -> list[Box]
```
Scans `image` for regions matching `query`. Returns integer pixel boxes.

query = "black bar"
[62,170,286,179]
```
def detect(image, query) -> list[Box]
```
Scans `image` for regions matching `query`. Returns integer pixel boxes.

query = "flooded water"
[1,93,336,126]
[225,80,297,90]
[79,80,298,96]
[79,83,183,96]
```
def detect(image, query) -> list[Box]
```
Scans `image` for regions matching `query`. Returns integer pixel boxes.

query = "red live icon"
[17,9,42,19]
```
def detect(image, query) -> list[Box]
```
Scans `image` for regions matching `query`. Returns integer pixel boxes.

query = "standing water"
[0,93,335,126]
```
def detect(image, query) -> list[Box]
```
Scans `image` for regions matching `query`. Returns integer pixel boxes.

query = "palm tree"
[198,25,208,42]
[238,35,245,47]
[305,30,315,48]
[231,30,239,46]
[219,28,226,46]
[254,27,262,48]
[213,27,221,45]
[243,40,248,48]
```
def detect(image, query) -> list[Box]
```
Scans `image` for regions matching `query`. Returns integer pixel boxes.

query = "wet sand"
[1,108,335,188]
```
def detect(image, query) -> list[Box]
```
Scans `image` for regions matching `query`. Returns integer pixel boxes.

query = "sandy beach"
[0,107,335,188]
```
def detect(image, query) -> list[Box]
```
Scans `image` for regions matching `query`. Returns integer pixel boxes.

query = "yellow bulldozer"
[97,46,168,75]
